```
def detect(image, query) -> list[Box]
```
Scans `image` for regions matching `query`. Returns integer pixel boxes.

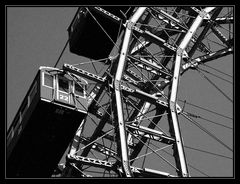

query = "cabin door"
[56,75,71,104]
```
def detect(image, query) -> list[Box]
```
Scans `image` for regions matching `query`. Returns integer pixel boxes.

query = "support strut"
[114,7,147,177]
[169,7,215,177]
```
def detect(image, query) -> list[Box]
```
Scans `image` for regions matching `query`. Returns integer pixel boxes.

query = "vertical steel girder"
[188,7,223,58]
[114,7,147,177]
[69,119,85,156]
[64,6,230,178]
[169,7,215,177]
[182,47,233,71]
[127,102,151,147]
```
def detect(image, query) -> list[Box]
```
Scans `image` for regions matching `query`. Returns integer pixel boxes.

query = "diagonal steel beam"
[182,47,233,71]
[169,7,215,177]
[114,7,147,177]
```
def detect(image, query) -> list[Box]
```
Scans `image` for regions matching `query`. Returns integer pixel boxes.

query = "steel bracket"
[123,160,131,177]
[126,20,134,30]
[170,100,176,112]
[176,48,188,58]
[199,9,210,19]
[114,79,121,91]
[176,48,184,57]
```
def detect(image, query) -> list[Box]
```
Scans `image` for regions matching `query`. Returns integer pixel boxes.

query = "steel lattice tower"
[56,6,233,177]
[7,6,233,178]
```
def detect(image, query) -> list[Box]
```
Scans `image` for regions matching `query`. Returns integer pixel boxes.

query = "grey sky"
[7,7,79,129]
[6,7,233,177]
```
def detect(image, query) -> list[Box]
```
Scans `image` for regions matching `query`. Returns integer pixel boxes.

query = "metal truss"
[58,6,233,178]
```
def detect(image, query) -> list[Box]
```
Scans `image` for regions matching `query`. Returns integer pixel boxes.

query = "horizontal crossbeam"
[63,63,107,83]
[118,166,176,177]
[67,154,114,170]
[127,124,175,144]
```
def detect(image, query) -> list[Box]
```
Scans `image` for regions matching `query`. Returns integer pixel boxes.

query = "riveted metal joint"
[199,9,210,19]
[170,100,176,112]
[126,20,134,30]
[177,48,184,57]
[123,160,131,177]
[183,173,189,177]
[114,80,121,91]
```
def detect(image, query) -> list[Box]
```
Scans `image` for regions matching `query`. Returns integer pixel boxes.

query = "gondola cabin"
[7,66,88,177]
[68,7,134,60]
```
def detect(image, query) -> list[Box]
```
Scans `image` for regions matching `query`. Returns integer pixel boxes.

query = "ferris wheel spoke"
[181,112,233,152]
[86,8,120,49]
[197,66,232,84]
[59,6,233,177]
[196,68,233,103]
[178,99,232,120]
[201,62,232,78]
[184,145,232,160]
[126,129,179,172]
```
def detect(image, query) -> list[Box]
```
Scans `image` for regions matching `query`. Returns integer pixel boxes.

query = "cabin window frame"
[11,113,21,139]
[55,74,72,104]
[29,81,37,104]
[58,75,70,94]
[7,127,14,143]
[74,82,85,98]
[21,99,28,119]
[42,72,54,89]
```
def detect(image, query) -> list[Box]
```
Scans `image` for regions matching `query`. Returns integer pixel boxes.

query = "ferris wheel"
[52,6,234,177]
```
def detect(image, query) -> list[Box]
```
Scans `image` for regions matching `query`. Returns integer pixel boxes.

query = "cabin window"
[18,125,22,135]
[7,127,14,141]
[7,127,14,146]
[58,76,69,93]
[75,83,84,96]
[43,73,53,88]
[29,81,37,103]
[21,99,28,118]
[12,114,21,135]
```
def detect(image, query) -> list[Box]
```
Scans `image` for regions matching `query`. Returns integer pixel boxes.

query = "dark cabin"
[68,7,134,60]
[7,66,88,177]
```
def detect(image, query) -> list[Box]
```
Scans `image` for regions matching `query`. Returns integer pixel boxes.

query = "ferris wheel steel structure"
[56,6,234,177]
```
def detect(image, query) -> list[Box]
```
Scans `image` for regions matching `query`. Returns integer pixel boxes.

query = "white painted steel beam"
[69,119,85,156]
[127,102,151,147]
[127,124,175,144]
[118,166,177,177]
[114,7,146,177]
[169,7,215,177]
